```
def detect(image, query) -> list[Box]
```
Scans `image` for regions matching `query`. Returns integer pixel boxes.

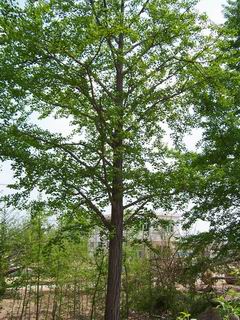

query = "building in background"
[89,213,181,254]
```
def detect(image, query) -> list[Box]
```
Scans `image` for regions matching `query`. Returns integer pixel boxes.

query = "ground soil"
[1,282,240,319]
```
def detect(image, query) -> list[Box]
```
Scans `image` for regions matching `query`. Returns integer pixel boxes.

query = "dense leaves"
[182,0,240,261]
[0,0,214,226]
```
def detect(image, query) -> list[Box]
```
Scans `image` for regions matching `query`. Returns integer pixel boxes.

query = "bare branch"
[64,49,116,101]
[99,139,113,202]
[128,0,150,28]
[63,179,111,229]
[89,0,118,69]
[50,102,96,121]
[124,200,149,226]
[75,188,111,229]
[86,38,104,66]
[123,195,150,210]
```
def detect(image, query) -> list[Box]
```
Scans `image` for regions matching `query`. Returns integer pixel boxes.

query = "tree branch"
[123,195,150,210]
[126,81,190,132]
[62,180,111,230]
[128,0,150,28]
[75,188,111,229]
[124,200,149,226]
[15,129,113,201]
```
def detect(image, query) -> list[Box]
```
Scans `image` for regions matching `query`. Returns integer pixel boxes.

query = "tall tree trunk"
[105,55,124,320]
[105,129,123,320]
[105,200,123,320]
[105,3,124,316]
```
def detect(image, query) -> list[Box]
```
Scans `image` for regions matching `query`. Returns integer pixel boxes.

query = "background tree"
[182,0,240,264]
[0,206,8,298]
[0,0,215,318]
[0,205,26,298]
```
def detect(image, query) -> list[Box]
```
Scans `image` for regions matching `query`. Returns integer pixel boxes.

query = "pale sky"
[1,0,228,231]
[17,0,227,21]
[197,0,227,23]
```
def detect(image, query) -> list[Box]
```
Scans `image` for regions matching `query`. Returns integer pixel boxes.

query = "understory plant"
[176,311,196,320]
[217,295,240,320]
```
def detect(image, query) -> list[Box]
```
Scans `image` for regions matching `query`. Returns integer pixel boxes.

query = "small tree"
[0,0,215,318]
[0,206,8,298]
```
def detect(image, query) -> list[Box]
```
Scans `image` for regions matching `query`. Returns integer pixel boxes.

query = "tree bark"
[105,201,123,320]
[105,136,123,320]
[105,4,124,316]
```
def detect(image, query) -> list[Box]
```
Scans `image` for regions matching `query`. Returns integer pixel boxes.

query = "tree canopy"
[0,0,214,216]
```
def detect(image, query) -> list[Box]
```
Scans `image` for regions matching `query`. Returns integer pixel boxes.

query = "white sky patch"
[183,128,204,152]
[190,219,211,234]
[196,0,227,24]
[31,112,73,137]
[0,161,14,187]
[17,0,227,21]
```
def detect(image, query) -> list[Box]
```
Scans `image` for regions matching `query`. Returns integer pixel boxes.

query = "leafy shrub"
[217,296,240,319]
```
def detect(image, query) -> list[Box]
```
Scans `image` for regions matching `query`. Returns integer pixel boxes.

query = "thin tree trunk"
[36,272,40,320]
[90,254,104,320]
[39,284,44,317]
[27,281,33,320]
[20,280,28,320]
[123,253,130,320]
[73,278,77,319]
[77,284,81,317]
[16,286,23,318]
[66,285,71,319]
[36,213,42,320]
[52,285,58,320]
[44,286,51,320]
[10,287,18,320]
[57,285,63,318]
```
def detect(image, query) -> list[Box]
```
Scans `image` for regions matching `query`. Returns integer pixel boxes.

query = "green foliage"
[0,206,18,298]
[217,295,240,320]
[0,208,222,319]
[176,311,192,320]
[131,284,211,319]
[121,240,213,319]
[0,0,216,226]
[225,0,240,36]
[0,209,7,298]
[134,286,177,314]
[180,0,240,265]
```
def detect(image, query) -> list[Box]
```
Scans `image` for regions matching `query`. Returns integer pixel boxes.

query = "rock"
[197,307,221,320]
[229,315,239,320]
[225,273,237,285]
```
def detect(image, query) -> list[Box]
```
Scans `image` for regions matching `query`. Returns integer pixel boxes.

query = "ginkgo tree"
[0,0,215,318]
